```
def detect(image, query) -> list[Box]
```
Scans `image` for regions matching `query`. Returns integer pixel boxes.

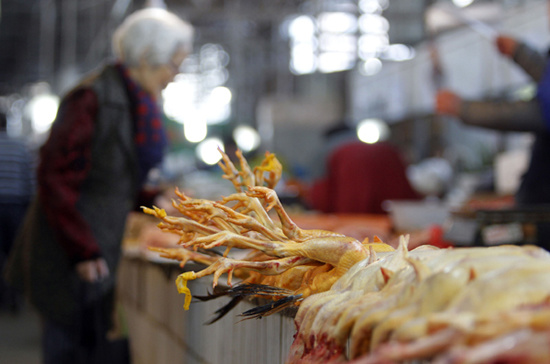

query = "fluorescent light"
[359,14,390,34]
[290,43,317,74]
[317,12,357,34]
[289,15,316,40]
[318,52,356,73]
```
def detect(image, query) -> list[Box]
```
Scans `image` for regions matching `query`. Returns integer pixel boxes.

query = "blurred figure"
[0,110,34,311]
[436,34,550,248]
[5,8,193,364]
[307,141,421,214]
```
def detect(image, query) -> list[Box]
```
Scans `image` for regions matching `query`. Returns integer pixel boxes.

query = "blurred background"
[0,0,544,188]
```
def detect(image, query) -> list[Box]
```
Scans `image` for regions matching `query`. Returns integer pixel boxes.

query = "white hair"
[112,8,194,67]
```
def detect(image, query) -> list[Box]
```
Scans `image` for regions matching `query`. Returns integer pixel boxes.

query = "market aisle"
[0,303,41,364]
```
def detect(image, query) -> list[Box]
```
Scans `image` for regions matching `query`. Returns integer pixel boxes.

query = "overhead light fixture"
[183,111,207,143]
[452,0,475,8]
[286,0,415,75]
[357,118,389,144]
[360,58,383,76]
[27,92,59,134]
[196,137,224,165]
[233,125,261,152]
[317,12,357,34]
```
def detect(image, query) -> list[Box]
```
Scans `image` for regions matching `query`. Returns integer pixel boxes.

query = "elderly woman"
[6,8,193,363]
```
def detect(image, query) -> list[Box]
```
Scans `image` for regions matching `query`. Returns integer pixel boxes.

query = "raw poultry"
[145,150,550,363]
[289,241,550,363]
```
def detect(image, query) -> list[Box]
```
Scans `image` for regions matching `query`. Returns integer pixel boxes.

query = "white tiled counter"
[117,253,296,364]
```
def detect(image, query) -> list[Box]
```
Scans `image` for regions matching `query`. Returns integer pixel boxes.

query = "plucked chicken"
[145,150,550,363]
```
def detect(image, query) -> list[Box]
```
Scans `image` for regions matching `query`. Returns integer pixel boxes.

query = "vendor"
[436,34,550,249]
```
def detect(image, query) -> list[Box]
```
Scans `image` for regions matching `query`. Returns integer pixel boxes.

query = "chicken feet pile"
[143,150,394,311]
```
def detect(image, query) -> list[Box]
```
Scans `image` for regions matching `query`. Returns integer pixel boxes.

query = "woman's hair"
[112,8,194,67]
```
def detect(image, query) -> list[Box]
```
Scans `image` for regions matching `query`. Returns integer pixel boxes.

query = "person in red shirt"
[308,140,421,214]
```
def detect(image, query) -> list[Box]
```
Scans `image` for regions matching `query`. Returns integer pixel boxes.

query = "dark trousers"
[42,283,130,364]
[0,202,28,309]
[42,318,92,364]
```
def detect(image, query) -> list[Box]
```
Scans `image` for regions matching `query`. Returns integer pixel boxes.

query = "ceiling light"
[359,14,390,34]
[28,93,59,133]
[289,15,316,40]
[319,33,357,53]
[184,112,207,143]
[452,0,475,8]
[358,34,389,58]
[317,12,358,34]
[357,118,389,143]
[290,43,317,74]
[383,44,416,61]
[360,58,383,76]
[196,138,224,165]
[233,125,261,152]
[359,0,389,14]
[318,52,356,73]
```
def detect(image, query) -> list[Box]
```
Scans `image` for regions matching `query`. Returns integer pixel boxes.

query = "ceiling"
[0,0,433,93]
[0,0,534,120]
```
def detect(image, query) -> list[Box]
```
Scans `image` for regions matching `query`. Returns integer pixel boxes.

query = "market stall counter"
[117,211,392,364]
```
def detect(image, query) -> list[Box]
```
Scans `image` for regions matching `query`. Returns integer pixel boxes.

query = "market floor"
[0,302,42,364]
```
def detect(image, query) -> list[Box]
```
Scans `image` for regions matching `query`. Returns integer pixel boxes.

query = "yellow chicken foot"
[246,186,344,241]
[217,148,247,192]
[252,152,282,188]
[182,230,285,253]
[219,193,282,234]
[142,206,219,237]
[212,202,286,241]
[148,246,219,268]
[174,199,239,233]
[235,149,256,187]
[217,148,259,192]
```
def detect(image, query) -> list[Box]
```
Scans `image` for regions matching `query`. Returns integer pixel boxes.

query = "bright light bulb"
[453,0,474,8]
[360,58,383,76]
[318,52,356,73]
[162,76,198,123]
[317,12,357,34]
[233,125,261,152]
[184,113,207,143]
[289,15,316,40]
[210,87,232,105]
[383,44,416,61]
[359,14,389,34]
[357,118,389,144]
[29,94,60,133]
[196,138,224,165]
[291,43,317,74]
